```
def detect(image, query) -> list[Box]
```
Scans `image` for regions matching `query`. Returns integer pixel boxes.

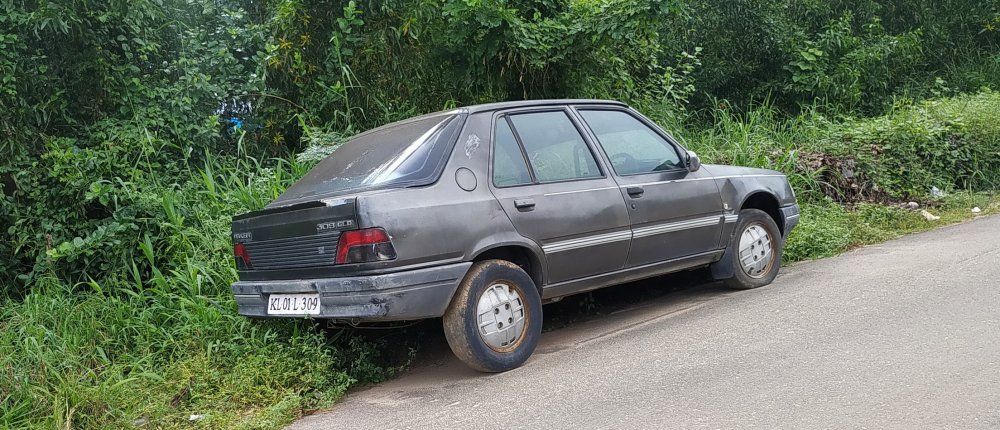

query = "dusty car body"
[231,99,800,371]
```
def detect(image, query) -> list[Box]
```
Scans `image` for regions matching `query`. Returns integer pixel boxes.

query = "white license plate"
[267,294,321,316]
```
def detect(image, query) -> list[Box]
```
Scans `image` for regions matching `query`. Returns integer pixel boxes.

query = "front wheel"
[719,209,783,290]
[443,260,543,372]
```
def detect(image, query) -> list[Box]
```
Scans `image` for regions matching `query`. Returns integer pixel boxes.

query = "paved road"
[290,216,1000,429]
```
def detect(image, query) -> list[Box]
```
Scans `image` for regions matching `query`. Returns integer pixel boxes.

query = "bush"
[680,91,1000,203]
[825,91,1000,199]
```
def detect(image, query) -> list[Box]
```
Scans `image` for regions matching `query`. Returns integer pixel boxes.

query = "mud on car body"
[231,99,800,372]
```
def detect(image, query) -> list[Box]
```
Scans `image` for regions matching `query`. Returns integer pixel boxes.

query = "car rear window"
[507,111,602,183]
[277,113,465,202]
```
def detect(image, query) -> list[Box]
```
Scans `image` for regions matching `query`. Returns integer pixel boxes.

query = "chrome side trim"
[624,174,786,188]
[543,215,727,253]
[724,214,740,223]
[714,174,787,180]
[785,214,800,222]
[543,231,632,253]
[543,186,619,197]
[632,216,722,239]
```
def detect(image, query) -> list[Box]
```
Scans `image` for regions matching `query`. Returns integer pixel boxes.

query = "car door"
[489,108,632,285]
[575,107,725,268]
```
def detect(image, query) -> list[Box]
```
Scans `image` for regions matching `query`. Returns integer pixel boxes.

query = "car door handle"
[626,186,644,198]
[514,198,536,210]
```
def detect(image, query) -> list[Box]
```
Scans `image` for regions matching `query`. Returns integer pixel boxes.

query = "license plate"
[267,294,321,315]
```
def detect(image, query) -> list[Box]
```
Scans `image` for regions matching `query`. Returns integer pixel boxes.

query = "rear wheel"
[720,209,783,289]
[443,259,542,372]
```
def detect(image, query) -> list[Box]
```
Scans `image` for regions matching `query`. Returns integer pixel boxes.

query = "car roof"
[461,99,628,114]
[344,99,630,143]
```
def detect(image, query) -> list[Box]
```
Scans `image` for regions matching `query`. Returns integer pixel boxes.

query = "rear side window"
[493,120,533,187]
[578,109,683,175]
[507,111,601,183]
[277,113,464,201]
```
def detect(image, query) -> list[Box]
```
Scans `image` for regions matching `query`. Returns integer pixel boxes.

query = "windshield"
[275,112,464,204]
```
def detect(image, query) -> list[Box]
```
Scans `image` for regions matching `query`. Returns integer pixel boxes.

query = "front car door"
[489,108,631,285]
[574,107,726,268]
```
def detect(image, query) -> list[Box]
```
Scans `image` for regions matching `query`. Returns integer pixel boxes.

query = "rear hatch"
[231,198,357,271]
[230,110,465,275]
[268,111,465,207]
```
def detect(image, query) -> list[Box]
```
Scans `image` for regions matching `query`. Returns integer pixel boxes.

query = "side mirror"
[685,150,701,172]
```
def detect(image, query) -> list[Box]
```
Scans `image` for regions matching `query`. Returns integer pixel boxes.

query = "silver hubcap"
[738,223,774,278]
[476,283,526,352]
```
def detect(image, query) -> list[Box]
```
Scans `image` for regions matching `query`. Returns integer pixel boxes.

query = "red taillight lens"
[335,228,397,264]
[234,242,253,269]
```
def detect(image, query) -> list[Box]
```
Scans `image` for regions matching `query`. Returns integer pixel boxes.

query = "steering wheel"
[610,152,637,172]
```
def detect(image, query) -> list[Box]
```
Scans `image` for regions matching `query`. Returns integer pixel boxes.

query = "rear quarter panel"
[357,111,533,272]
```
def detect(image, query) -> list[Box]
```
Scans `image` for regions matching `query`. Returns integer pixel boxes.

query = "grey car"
[231,99,800,372]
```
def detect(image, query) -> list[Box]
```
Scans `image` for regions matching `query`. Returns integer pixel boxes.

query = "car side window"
[578,109,684,175]
[507,111,602,183]
[493,119,533,187]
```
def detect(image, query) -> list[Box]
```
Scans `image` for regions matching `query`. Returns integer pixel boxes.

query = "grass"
[0,145,404,429]
[4,91,1000,429]
[2,284,349,429]
[785,193,1000,262]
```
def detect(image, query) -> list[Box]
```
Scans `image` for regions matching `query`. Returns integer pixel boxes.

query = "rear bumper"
[231,262,472,321]
[781,203,801,240]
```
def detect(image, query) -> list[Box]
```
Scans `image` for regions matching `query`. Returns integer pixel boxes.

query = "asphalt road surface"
[289,215,1000,429]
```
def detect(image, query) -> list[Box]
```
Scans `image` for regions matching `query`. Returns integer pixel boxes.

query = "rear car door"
[575,108,725,268]
[489,108,631,285]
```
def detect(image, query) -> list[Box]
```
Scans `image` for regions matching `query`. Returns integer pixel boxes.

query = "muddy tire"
[442,259,542,372]
[719,209,783,290]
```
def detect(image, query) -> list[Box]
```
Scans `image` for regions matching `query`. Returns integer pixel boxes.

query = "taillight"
[234,242,253,269]
[335,228,397,264]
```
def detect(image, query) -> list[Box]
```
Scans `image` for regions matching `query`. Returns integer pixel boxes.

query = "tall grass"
[682,103,829,200]
[684,91,1000,201]
[0,144,398,429]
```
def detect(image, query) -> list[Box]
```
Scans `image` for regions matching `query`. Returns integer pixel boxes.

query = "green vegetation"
[785,194,1000,261]
[1,0,999,428]
[677,92,1000,260]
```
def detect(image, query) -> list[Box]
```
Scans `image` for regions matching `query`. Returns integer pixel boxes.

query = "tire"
[718,209,783,290]
[442,259,543,372]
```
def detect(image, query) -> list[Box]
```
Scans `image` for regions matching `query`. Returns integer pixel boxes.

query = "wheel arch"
[470,242,546,295]
[740,191,784,235]
[712,194,784,282]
